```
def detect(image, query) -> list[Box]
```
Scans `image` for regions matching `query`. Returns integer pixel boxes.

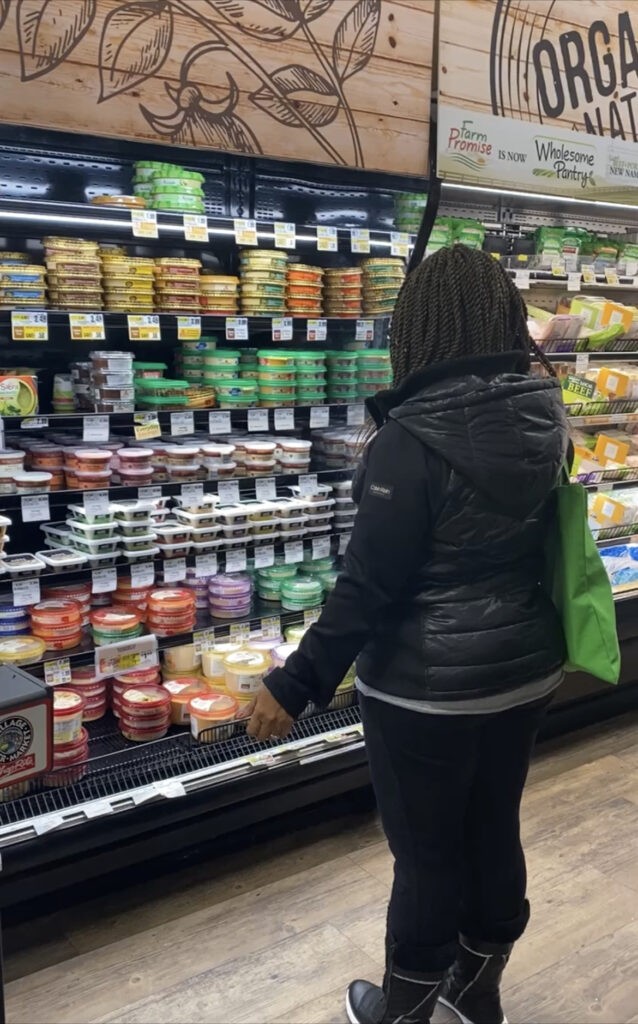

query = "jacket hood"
[372,352,569,519]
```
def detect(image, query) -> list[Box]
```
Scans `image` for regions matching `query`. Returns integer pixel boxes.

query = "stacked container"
[30,599,83,651]
[101,254,155,313]
[361,258,405,316]
[286,263,323,317]
[257,350,296,407]
[326,351,359,403]
[68,666,108,722]
[208,573,252,619]
[44,688,88,787]
[357,349,392,398]
[200,274,239,315]
[117,685,171,742]
[147,588,196,636]
[323,267,362,318]
[240,250,287,316]
[154,257,202,314]
[294,351,327,405]
[0,259,46,309]
[44,237,102,311]
[90,349,135,413]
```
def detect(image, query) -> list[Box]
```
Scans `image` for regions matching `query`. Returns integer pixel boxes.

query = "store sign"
[438,0,638,202]
[0,2,432,176]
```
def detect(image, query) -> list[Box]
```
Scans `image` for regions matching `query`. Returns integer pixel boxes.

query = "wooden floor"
[5,711,638,1024]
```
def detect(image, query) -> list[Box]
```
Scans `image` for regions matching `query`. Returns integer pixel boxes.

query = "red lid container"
[31,599,82,627]
[119,685,170,717]
[90,608,142,631]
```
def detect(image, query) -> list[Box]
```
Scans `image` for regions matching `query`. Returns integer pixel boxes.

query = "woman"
[246,245,569,1024]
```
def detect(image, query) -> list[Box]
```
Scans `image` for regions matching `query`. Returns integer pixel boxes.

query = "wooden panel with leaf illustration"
[0,0,433,176]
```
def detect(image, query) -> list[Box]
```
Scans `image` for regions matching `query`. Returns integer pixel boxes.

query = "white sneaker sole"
[438,996,508,1024]
[345,989,359,1024]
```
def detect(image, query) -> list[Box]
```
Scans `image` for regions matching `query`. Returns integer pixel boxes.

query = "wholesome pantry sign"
[438,0,638,202]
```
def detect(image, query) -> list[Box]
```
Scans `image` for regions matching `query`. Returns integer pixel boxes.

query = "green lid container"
[133,361,167,371]
[258,564,298,581]
[293,352,326,368]
[296,371,326,385]
[214,380,258,398]
[137,394,188,407]
[203,350,241,364]
[135,377,189,391]
[203,372,240,384]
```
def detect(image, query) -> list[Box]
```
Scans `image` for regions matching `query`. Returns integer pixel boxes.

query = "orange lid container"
[147,588,195,615]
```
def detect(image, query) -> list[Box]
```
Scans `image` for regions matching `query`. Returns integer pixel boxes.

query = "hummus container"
[65,468,113,490]
[112,500,155,521]
[189,692,239,741]
[201,641,243,680]
[163,679,208,725]
[67,519,118,539]
[223,649,270,699]
[0,451,26,478]
[13,471,52,494]
[84,551,119,567]
[67,502,114,524]
[117,519,154,537]
[35,548,87,571]
[53,689,85,745]
[154,521,192,546]
[0,635,46,665]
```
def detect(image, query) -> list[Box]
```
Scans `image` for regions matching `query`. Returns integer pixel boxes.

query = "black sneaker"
[346,968,450,1024]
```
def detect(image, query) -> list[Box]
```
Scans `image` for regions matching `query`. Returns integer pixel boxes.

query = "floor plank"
[5,710,638,1024]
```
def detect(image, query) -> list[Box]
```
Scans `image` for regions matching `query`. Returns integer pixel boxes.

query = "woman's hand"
[241,684,295,742]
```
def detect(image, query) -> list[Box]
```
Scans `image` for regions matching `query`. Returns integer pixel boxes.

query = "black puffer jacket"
[265,352,570,718]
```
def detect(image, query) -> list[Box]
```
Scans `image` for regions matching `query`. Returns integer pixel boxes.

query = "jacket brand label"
[369,482,393,500]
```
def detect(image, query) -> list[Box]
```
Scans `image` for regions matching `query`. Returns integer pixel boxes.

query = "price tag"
[170,411,195,436]
[304,608,321,627]
[83,490,110,517]
[21,417,49,430]
[582,266,596,284]
[12,577,41,607]
[245,409,267,435]
[44,658,71,687]
[225,548,247,574]
[138,486,162,501]
[274,408,295,431]
[350,228,370,254]
[195,553,218,578]
[338,533,351,555]
[229,621,251,641]
[69,312,105,341]
[390,232,410,257]
[285,540,304,564]
[131,209,158,239]
[625,259,638,277]
[91,567,117,594]
[218,480,240,506]
[605,267,620,286]
[298,473,318,496]
[515,270,530,289]
[11,310,48,341]
[305,318,328,343]
[177,316,201,341]
[274,221,296,249]
[254,544,275,568]
[183,214,208,243]
[208,410,231,434]
[94,634,159,680]
[271,317,293,341]
[310,405,330,428]
[260,614,281,638]
[193,628,216,654]
[575,352,590,373]
[347,404,365,427]
[128,315,161,341]
[355,319,375,342]
[84,800,115,820]
[225,317,249,341]
[131,561,155,588]
[134,412,161,441]
[83,415,109,443]
[33,814,65,835]
[180,482,204,506]
[21,493,50,522]
[255,477,276,501]
[551,257,566,276]
[163,557,187,583]
[568,272,582,292]
[234,218,258,246]
[154,779,186,799]
[316,226,338,252]
[312,536,331,560]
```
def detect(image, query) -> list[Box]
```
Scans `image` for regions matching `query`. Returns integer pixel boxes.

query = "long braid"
[390,245,556,384]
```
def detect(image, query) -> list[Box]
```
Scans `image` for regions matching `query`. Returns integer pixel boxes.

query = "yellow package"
[594,433,630,466]
[599,300,634,332]
[591,493,632,526]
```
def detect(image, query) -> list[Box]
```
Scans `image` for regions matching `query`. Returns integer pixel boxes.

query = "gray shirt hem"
[355,668,564,715]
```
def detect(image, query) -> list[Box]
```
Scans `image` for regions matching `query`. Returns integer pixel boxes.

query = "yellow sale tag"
[317,226,338,252]
[177,316,201,340]
[131,210,158,239]
[134,413,161,441]
[128,314,161,341]
[69,313,105,340]
[183,214,208,243]
[234,218,258,246]
[11,311,47,341]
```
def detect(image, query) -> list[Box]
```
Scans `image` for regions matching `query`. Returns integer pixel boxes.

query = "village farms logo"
[532,136,596,189]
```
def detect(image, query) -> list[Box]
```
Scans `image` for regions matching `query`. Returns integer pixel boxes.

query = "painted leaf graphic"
[188,0,302,41]
[250,64,339,128]
[301,0,336,20]
[0,0,11,31]
[332,0,380,82]
[17,0,96,80]
[99,0,173,102]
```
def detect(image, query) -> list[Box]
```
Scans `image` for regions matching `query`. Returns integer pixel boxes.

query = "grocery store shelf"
[0,196,415,250]
[544,351,638,361]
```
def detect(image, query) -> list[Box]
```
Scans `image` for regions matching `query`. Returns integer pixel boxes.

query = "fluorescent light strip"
[443,182,638,213]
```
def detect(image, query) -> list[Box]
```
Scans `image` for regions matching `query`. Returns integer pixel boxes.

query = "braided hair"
[390,245,556,384]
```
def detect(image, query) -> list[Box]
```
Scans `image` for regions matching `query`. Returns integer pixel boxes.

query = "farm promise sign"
[438,0,638,202]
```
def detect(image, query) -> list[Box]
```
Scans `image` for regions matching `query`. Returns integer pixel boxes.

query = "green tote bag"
[545,468,620,684]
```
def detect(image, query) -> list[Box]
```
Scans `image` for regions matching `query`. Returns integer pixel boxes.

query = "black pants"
[359,693,550,973]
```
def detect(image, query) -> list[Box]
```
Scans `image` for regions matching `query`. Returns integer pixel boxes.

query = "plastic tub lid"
[188,692,238,720]
[31,599,82,625]
[223,649,270,673]
[120,685,170,711]
[90,608,142,630]
[0,636,46,662]
[53,689,85,717]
